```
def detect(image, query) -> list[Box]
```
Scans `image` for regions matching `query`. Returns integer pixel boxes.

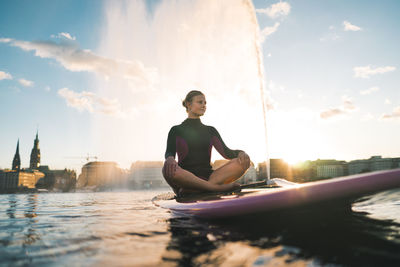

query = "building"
[257,161,268,180]
[270,159,290,179]
[30,131,41,170]
[77,161,127,189]
[37,166,76,192]
[1,134,46,192]
[348,159,370,175]
[0,169,44,192]
[314,159,347,179]
[10,132,76,192]
[394,158,400,169]
[257,159,291,180]
[290,160,314,183]
[0,170,18,190]
[258,159,347,183]
[129,161,168,189]
[12,139,21,171]
[348,156,400,175]
[369,156,394,171]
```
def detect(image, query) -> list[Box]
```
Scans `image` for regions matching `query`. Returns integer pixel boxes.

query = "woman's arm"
[210,126,242,159]
[210,126,250,170]
[165,126,177,159]
[164,127,177,178]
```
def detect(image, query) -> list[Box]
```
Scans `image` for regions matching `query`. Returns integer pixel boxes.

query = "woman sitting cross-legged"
[162,90,251,196]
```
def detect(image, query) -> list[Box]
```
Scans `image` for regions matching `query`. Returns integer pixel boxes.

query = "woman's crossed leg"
[163,158,248,195]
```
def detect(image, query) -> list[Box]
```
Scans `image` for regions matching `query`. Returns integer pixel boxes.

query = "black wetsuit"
[165,118,242,179]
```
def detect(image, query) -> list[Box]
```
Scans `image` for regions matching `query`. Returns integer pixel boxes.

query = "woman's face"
[188,94,207,117]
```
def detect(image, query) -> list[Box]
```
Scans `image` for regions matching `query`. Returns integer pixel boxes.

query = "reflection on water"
[0,191,170,266]
[0,189,399,266]
[164,203,400,267]
[6,194,17,219]
[23,194,39,246]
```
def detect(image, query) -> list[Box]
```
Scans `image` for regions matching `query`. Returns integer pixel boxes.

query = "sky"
[0,0,399,172]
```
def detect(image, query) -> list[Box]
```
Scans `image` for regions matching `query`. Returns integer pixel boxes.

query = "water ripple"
[0,189,399,266]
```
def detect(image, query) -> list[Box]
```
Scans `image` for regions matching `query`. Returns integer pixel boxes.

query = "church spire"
[30,131,41,169]
[12,139,21,171]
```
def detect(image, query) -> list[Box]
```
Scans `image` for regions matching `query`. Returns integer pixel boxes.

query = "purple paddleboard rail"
[155,169,400,218]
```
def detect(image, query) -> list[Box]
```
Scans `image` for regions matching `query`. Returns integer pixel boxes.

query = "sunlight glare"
[268,109,323,164]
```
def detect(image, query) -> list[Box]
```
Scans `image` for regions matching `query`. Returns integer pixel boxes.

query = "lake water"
[0,189,399,266]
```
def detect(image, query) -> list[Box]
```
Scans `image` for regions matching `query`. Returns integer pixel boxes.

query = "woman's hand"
[238,151,250,170]
[164,156,178,179]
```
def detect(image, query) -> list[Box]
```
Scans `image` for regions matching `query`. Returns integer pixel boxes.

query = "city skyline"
[3,130,398,173]
[1,0,399,170]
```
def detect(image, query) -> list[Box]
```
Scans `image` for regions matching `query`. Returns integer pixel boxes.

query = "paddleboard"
[153,169,400,219]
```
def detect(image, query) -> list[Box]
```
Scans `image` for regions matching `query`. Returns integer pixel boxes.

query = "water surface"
[1,189,399,266]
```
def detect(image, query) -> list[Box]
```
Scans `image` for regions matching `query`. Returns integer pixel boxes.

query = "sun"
[283,155,304,166]
[267,111,324,165]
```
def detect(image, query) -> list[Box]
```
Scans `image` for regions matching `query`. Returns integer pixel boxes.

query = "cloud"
[260,22,280,41]
[382,107,400,120]
[0,38,12,43]
[0,37,157,85]
[354,65,396,78]
[342,96,356,111]
[320,108,346,119]
[320,96,357,119]
[45,86,51,92]
[343,21,362,31]
[360,86,379,95]
[18,78,34,87]
[52,32,76,40]
[256,2,291,19]
[58,88,94,112]
[58,87,126,117]
[0,71,12,80]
